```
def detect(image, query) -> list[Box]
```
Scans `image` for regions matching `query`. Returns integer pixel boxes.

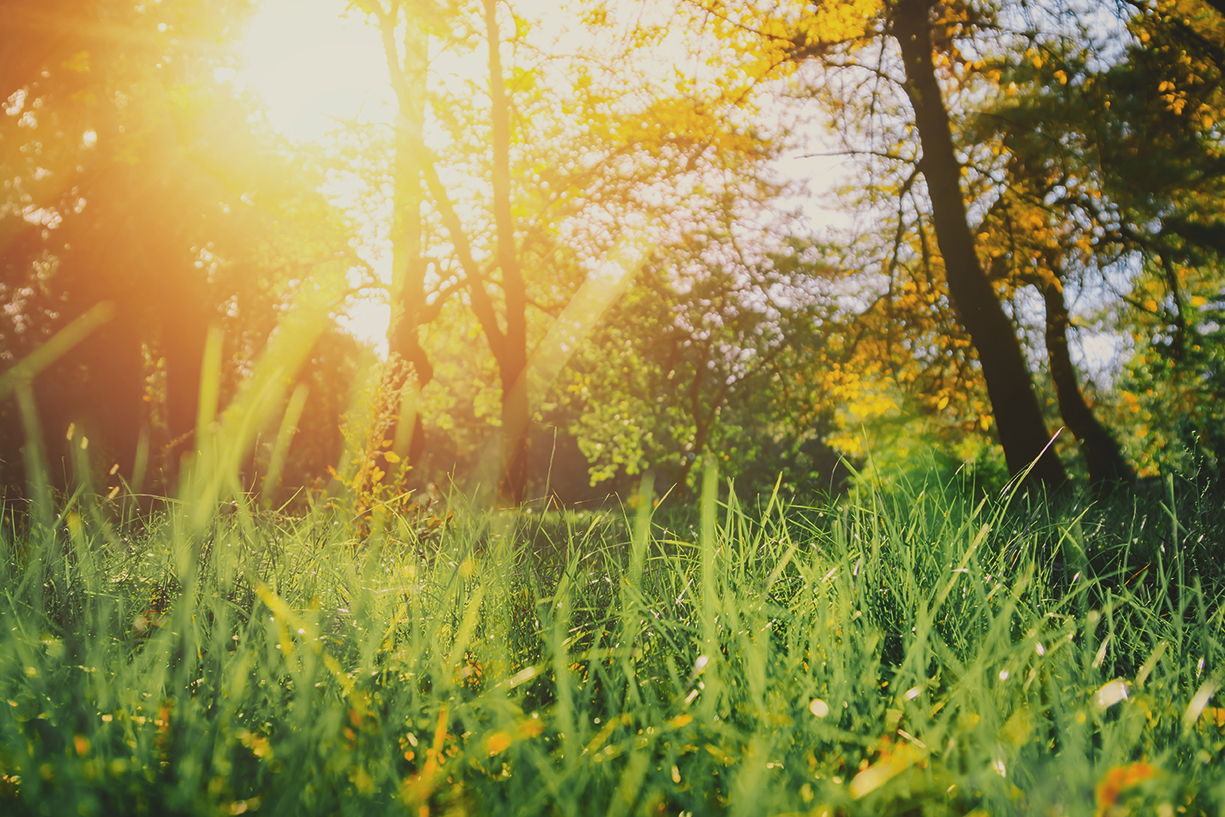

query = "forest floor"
[1,464,1224,816]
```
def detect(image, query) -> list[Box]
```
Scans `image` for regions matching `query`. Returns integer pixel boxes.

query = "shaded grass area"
[1,465,1224,816]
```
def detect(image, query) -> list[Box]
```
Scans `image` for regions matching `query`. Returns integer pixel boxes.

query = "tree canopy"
[2,0,1223,507]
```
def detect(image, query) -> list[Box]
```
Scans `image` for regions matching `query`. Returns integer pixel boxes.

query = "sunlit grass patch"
[1,464,1223,815]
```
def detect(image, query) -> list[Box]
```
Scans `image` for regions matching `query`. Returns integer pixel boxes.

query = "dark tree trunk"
[1040,275,1134,490]
[673,418,712,498]
[893,0,1067,490]
[672,344,730,495]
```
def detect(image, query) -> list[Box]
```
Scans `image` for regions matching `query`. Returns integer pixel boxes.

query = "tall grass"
[1,462,1223,816]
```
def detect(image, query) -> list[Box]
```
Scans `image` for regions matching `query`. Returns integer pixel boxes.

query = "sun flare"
[239,0,396,349]
[239,0,393,144]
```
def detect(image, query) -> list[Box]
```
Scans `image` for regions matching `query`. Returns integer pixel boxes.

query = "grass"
[1,462,1224,816]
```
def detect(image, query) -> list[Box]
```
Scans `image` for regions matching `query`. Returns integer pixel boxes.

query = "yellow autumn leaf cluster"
[800,0,881,44]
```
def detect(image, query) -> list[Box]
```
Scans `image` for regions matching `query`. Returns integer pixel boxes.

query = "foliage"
[6,0,1225,516]
[554,232,844,497]
[961,0,1225,482]
[2,459,1225,814]
[328,0,797,502]
[0,0,356,493]
[681,0,1086,487]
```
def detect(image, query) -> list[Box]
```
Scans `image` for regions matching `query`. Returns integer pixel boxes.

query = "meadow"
[1,462,1224,817]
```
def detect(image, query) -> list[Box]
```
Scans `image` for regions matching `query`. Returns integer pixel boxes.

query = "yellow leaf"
[384,451,401,464]
[849,742,923,799]
[516,718,543,739]
[1095,762,1157,813]
[937,395,950,411]
[484,731,513,755]
[1202,707,1225,728]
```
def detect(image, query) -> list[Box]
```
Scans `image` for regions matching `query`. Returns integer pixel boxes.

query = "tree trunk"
[400,1,529,503]
[382,5,432,468]
[500,366,530,505]
[892,0,1067,490]
[484,0,530,504]
[158,263,210,482]
[673,415,713,497]
[1040,274,1134,490]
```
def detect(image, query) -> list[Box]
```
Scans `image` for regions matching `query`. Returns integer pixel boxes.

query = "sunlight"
[233,0,844,355]
[339,298,392,352]
[240,0,396,350]
[239,0,392,143]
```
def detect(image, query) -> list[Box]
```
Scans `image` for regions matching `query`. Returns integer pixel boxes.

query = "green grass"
[1,463,1224,816]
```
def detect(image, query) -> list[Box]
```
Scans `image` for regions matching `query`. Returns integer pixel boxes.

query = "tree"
[349,0,445,470]
[0,0,351,494]
[1089,0,1225,474]
[555,210,841,496]
[345,0,787,503]
[970,159,1136,488]
[691,0,1069,488]
[964,0,1225,479]
[891,0,1066,487]
[347,0,566,503]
